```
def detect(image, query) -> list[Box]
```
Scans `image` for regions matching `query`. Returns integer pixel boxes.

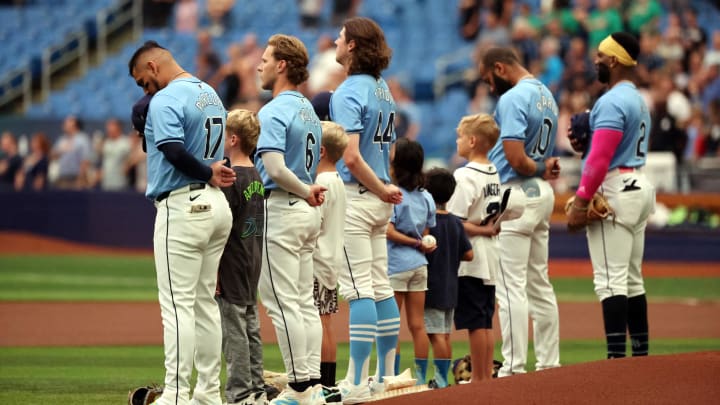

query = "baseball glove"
[565,193,615,221]
[568,110,591,156]
[128,384,163,405]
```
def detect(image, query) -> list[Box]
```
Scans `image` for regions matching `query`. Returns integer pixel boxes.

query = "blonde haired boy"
[313,121,349,390]
[447,113,502,382]
[217,109,276,404]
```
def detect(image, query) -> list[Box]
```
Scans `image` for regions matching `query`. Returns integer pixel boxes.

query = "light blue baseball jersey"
[144,77,226,200]
[387,188,436,276]
[255,91,322,190]
[488,78,559,183]
[586,82,650,169]
[330,74,396,184]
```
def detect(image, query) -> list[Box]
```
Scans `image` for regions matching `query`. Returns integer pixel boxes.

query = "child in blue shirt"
[386,138,436,385]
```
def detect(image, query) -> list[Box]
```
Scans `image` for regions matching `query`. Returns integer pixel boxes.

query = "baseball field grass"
[1,254,719,404]
[1,339,720,405]
[1,255,719,301]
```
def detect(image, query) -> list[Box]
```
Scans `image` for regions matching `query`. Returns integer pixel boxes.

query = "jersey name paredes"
[144,77,226,200]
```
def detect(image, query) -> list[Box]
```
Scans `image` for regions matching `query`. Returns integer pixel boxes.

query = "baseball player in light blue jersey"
[254,34,330,405]
[479,47,562,378]
[567,32,654,360]
[128,41,236,405]
[330,17,404,404]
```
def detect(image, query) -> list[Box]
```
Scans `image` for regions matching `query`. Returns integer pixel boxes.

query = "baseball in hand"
[422,234,437,248]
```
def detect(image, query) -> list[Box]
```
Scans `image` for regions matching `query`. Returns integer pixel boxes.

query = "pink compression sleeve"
[576,128,623,200]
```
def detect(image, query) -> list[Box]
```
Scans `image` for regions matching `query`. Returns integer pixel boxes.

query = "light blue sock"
[394,353,400,376]
[414,358,428,385]
[348,298,377,385]
[374,297,400,382]
[433,359,451,387]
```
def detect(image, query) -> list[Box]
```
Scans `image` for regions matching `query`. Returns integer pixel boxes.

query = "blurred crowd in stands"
[1,0,719,194]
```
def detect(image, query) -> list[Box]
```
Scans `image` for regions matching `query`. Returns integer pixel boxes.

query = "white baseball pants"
[587,169,655,301]
[153,184,232,405]
[495,178,560,376]
[337,183,395,302]
[258,190,322,384]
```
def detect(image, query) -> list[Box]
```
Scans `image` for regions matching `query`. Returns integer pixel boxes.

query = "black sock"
[320,362,336,387]
[602,295,628,359]
[628,294,649,356]
[309,378,322,387]
[288,380,312,393]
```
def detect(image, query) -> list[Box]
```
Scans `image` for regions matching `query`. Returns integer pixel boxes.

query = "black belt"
[264,189,298,198]
[156,183,205,202]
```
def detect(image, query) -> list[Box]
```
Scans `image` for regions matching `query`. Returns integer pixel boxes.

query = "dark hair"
[128,40,167,76]
[610,32,640,61]
[481,47,521,70]
[73,116,84,131]
[424,167,456,205]
[344,17,392,79]
[391,138,424,191]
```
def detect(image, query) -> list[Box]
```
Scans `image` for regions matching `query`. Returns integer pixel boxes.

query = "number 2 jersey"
[330,74,397,184]
[255,90,322,191]
[587,81,651,170]
[488,77,558,184]
[144,77,226,200]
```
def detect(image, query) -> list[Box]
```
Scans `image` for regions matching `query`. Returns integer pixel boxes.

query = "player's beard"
[492,73,513,97]
[597,63,611,84]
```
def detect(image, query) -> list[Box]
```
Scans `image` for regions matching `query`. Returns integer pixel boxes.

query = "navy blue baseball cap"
[131,94,152,135]
[131,94,152,152]
[311,91,333,121]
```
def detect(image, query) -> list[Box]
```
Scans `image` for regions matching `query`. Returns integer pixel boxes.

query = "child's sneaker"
[228,392,261,405]
[317,385,342,405]
[336,379,371,404]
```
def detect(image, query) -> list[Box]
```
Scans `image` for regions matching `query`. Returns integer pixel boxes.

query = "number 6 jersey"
[256,90,322,190]
[330,74,397,184]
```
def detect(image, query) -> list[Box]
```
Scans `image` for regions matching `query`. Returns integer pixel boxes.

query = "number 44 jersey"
[330,74,397,184]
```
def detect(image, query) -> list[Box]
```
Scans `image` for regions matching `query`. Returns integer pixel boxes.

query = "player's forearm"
[261,152,311,198]
[463,221,494,237]
[387,225,420,247]
[158,142,212,182]
[344,153,386,195]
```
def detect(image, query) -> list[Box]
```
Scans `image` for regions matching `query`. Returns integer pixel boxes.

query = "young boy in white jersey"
[447,113,502,382]
[312,120,348,389]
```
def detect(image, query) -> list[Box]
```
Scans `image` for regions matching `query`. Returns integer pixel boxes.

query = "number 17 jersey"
[330,74,397,184]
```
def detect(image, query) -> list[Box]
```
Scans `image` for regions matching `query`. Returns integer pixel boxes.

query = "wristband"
[534,161,546,177]
[413,238,422,249]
